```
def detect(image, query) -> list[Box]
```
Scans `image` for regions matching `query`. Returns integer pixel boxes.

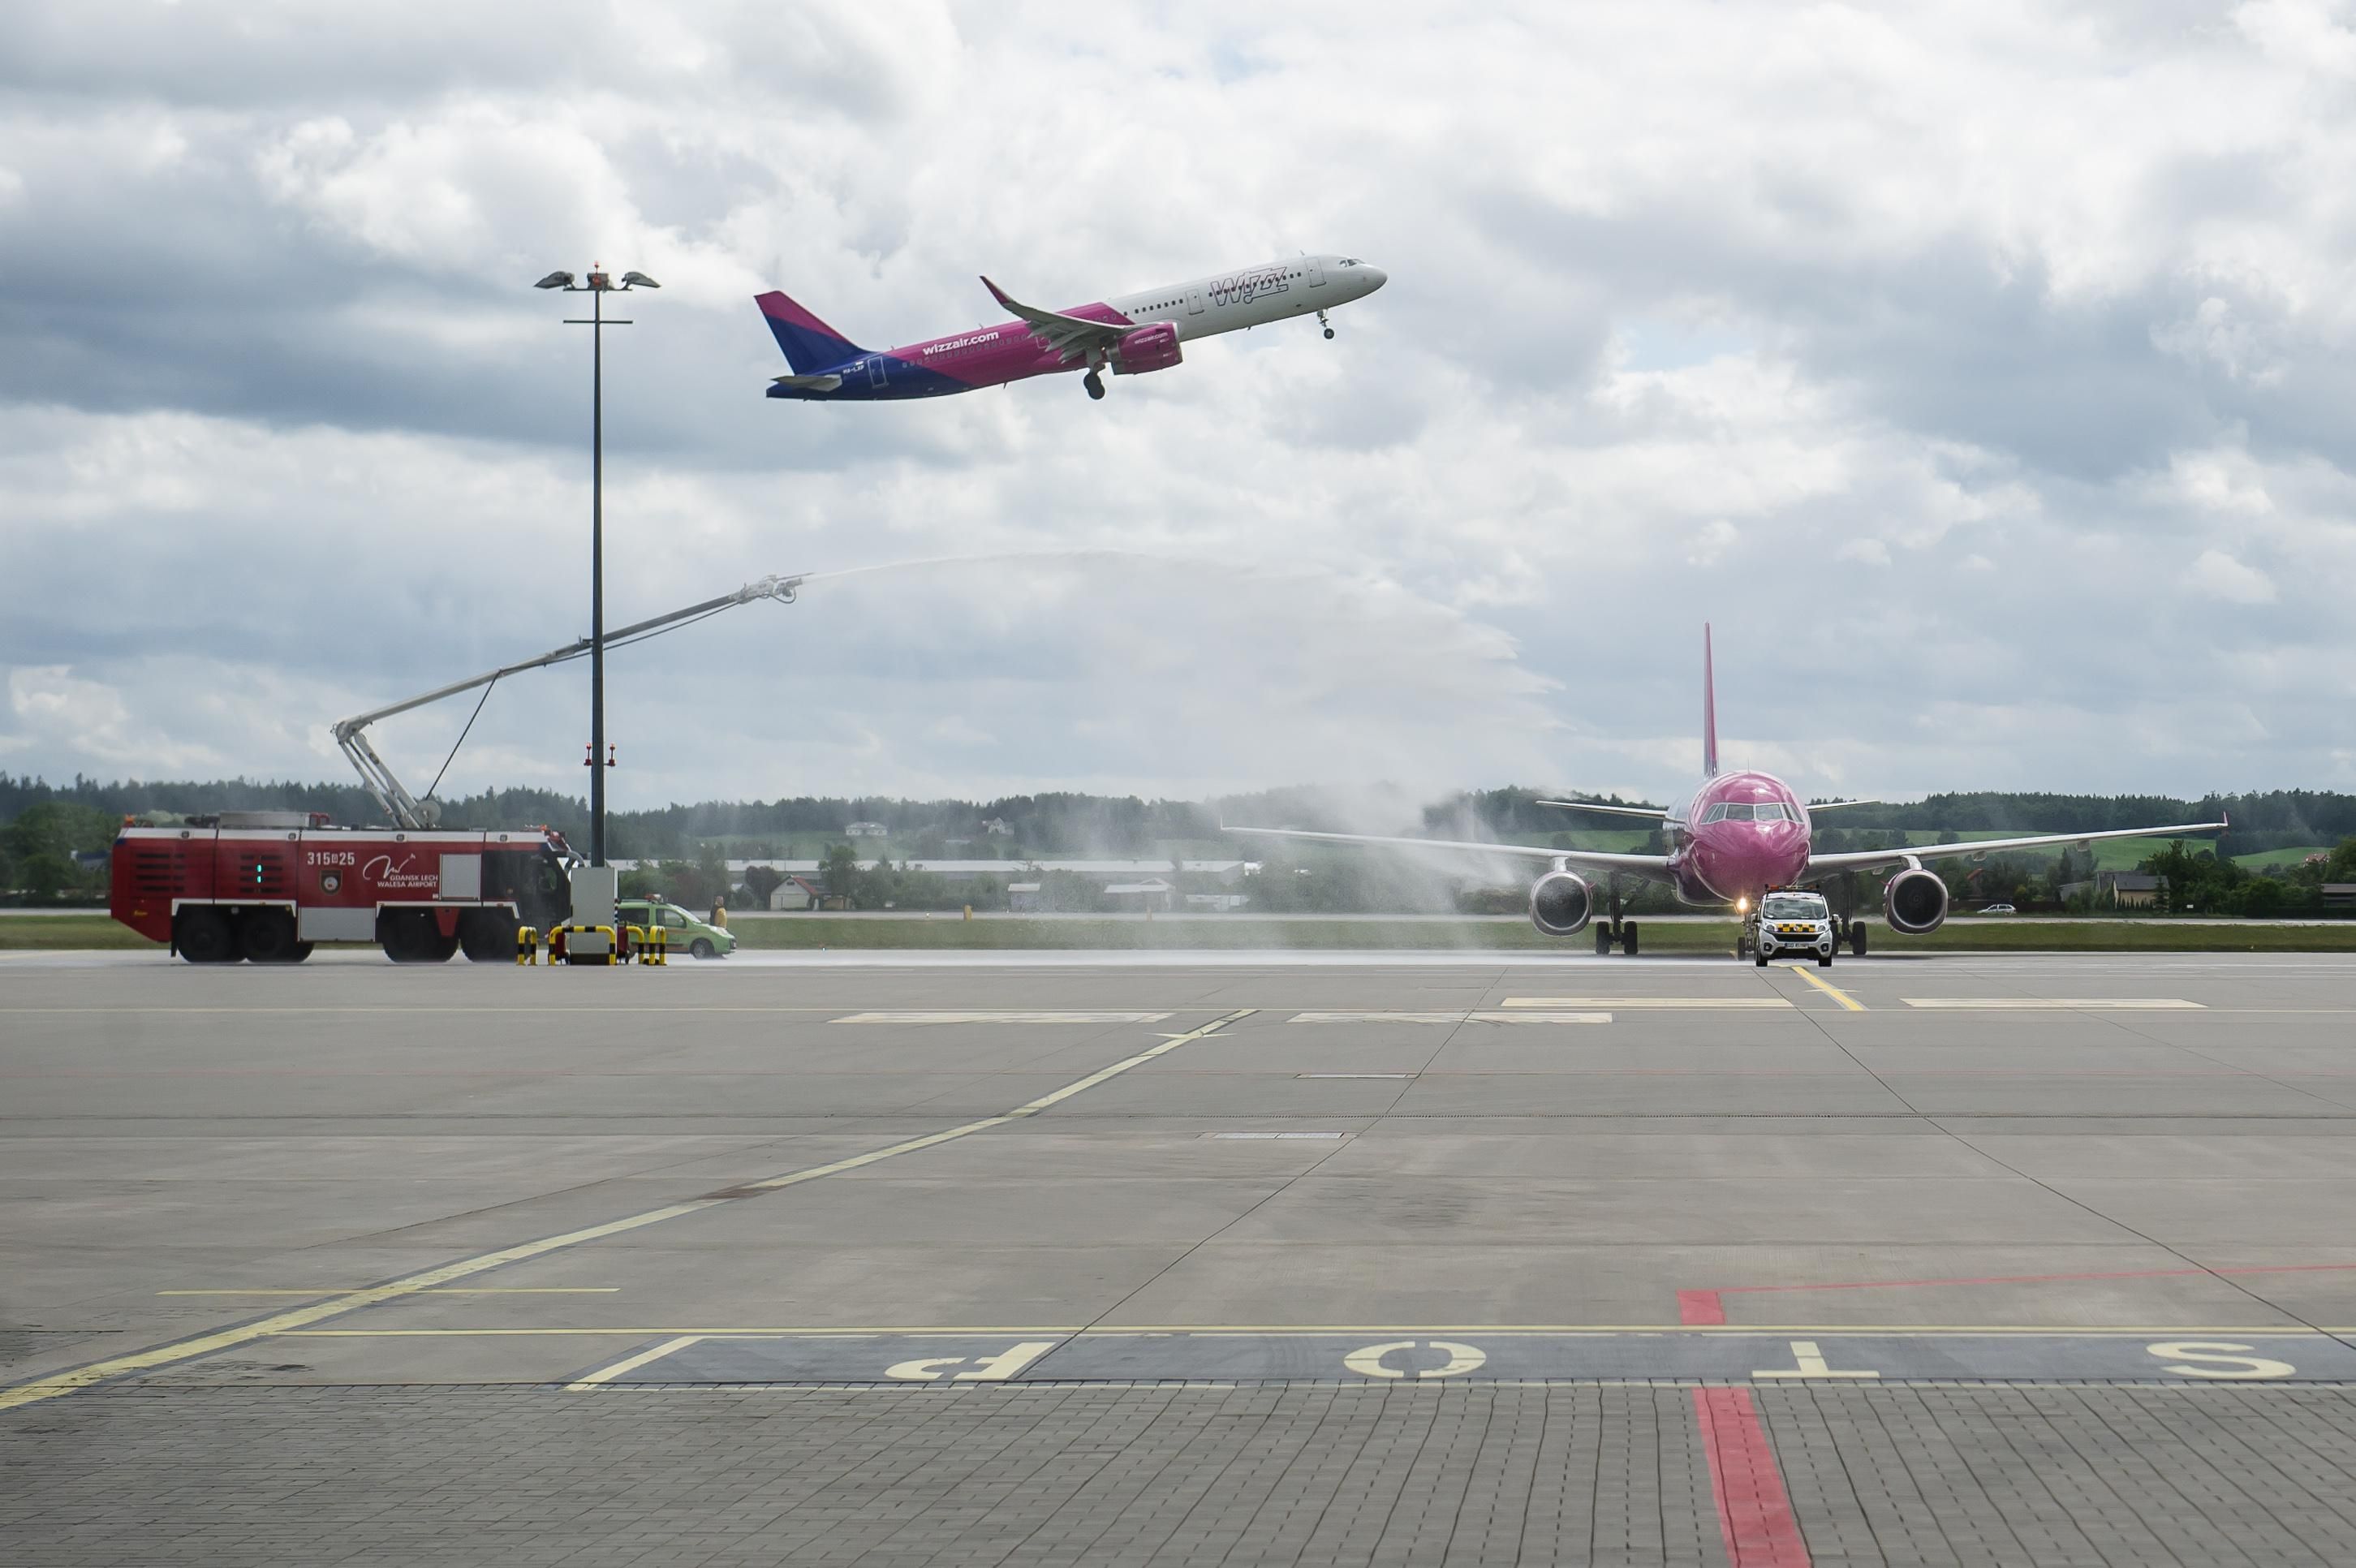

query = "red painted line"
[1679,1289,1727,1325]
[1694,1386,1811,1567]
[1718,1260,2356,1297]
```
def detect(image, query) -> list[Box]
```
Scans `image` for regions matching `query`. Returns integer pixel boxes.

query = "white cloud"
[5,1,2356,807]
[2185,548,2280,605]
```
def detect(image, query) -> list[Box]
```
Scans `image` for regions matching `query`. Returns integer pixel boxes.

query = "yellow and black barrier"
[516,926,540,966]
[642,925,667,966]
[551,923,619,966]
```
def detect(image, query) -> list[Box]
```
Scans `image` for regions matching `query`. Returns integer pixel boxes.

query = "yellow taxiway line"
[0,1009,1255,1413]
[1791,967,1867,1011]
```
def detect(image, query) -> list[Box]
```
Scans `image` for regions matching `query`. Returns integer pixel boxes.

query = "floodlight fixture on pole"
[539,262,658,868]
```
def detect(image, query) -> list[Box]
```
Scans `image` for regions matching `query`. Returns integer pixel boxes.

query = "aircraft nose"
[1363,265,1389,291]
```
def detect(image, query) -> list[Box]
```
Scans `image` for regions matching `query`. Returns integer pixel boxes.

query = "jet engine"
[1112,322,1183,374]
[1884,867,1950,934]
[1528,869,1595,937]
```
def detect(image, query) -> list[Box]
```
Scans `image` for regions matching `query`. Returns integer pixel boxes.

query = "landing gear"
[1317,308,1334,340]
[1850,923,1868,957]
[1083,369,1105,400]
[1621,922,1639,956]
[1595,924,1613,956]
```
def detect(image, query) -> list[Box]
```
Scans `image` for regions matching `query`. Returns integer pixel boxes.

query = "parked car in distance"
[615,898,738,959]
[1979,902,2018,915]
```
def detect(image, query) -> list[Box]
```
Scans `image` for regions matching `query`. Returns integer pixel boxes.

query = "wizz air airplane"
[1230,627,2227,958]
[756,255,1387,403]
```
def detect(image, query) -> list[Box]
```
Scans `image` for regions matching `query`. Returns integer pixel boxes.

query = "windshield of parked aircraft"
[1762,894,1827,920]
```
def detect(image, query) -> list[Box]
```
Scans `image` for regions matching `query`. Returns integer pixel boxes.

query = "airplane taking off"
[756,255,1386,403]
[1230,626,2228,958]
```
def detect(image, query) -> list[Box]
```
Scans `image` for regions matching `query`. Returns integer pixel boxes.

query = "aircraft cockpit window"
[1721,803,1755,821]
[1754,803,1790,821]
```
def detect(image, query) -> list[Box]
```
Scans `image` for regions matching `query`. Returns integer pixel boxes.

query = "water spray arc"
[330,573,807,832]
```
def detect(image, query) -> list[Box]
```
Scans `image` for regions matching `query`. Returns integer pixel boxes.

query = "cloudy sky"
[4,1,2353,815]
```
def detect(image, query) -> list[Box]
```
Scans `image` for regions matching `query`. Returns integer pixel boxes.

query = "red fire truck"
[110,812,577,963]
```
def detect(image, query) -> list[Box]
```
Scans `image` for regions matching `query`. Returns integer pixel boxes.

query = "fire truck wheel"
[237,908,302,963]
[177,907,239,964]
[458,911,519,963]
[381,909,459,963]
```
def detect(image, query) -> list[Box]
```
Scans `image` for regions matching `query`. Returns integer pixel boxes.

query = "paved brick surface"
[6,1382,2356,1566]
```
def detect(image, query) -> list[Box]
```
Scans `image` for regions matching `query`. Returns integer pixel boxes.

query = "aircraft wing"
[1805,821,2227,877]
[1803,798,1880,812]
[980,276,1130,362]
[1226,823,1673,880]
[1537,799,1666,821]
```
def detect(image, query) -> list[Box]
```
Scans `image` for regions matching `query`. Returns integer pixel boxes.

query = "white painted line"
[1290,1010,1612,1024]
[830,1011,1175,1024]
[566,1335,706,1391]
[1902,998,2205,1010]
[1299,1073,1418,1079]
[1501,997,1792,1010]
[1205,1131,1351,1140]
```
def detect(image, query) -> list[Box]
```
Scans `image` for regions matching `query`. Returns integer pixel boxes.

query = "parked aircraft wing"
[1804,821,2227,877]
[980,276,1130,361]
[1536,799,1666,820]
[772,373,844,391]
[1803,798,1881,812]
[1226,823,1673,880]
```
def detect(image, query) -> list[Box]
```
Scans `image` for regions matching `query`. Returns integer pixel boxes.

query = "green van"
[615,899,739,960]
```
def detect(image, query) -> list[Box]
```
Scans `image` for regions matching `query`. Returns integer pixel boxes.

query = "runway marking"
[1501,997,1792,1010]
[1289,1010,1612,1024]
[1902,997,2203,1010]
[1205,1131,1350,1140]
[0,1007,1254,1413]
[1299,1073,1417,1079]
[1790,968,1865,1011]
[566,1335,706,1391]
[830,1011,1174,1024]
[1694,1387,1813,1568]
[1751,1340,1879,1380]
[158,1288,619,1297]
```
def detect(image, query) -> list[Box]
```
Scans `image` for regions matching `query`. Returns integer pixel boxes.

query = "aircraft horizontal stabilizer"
[772,373,844,391]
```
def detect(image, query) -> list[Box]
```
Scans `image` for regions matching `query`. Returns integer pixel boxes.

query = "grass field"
[9,913,2354,955]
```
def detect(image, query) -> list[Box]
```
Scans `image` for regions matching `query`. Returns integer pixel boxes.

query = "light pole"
[534,265,658,868]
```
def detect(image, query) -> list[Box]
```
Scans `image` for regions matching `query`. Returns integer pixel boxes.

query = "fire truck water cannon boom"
[330,572,807,830]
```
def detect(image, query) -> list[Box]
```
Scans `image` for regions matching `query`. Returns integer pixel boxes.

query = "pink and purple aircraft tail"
[756,291,868,375]
[1702,623,1721,778]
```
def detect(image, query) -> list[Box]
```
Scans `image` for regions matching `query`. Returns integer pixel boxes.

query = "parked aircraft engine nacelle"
[1528,870,1595,937]
[1112,322,1183,375]
[1884,867,1950,935]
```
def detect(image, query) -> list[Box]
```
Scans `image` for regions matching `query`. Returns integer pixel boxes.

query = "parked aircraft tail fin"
[1702,623,1720,778]
[755,291,869,375]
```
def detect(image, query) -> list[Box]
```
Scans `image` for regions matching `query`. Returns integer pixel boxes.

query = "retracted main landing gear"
[1592,881,1638,955]
[1317,308,1335,340]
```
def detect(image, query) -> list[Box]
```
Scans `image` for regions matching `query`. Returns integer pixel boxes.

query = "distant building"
[2324,884,2356,911]
[843,822,889,838]
[982,818,1014,837]
[2099,871,2162,909]
[767,875,825,911]
[1007,881,1044,913]
[1103,878,1174,912]
[1185,893,1250,912]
